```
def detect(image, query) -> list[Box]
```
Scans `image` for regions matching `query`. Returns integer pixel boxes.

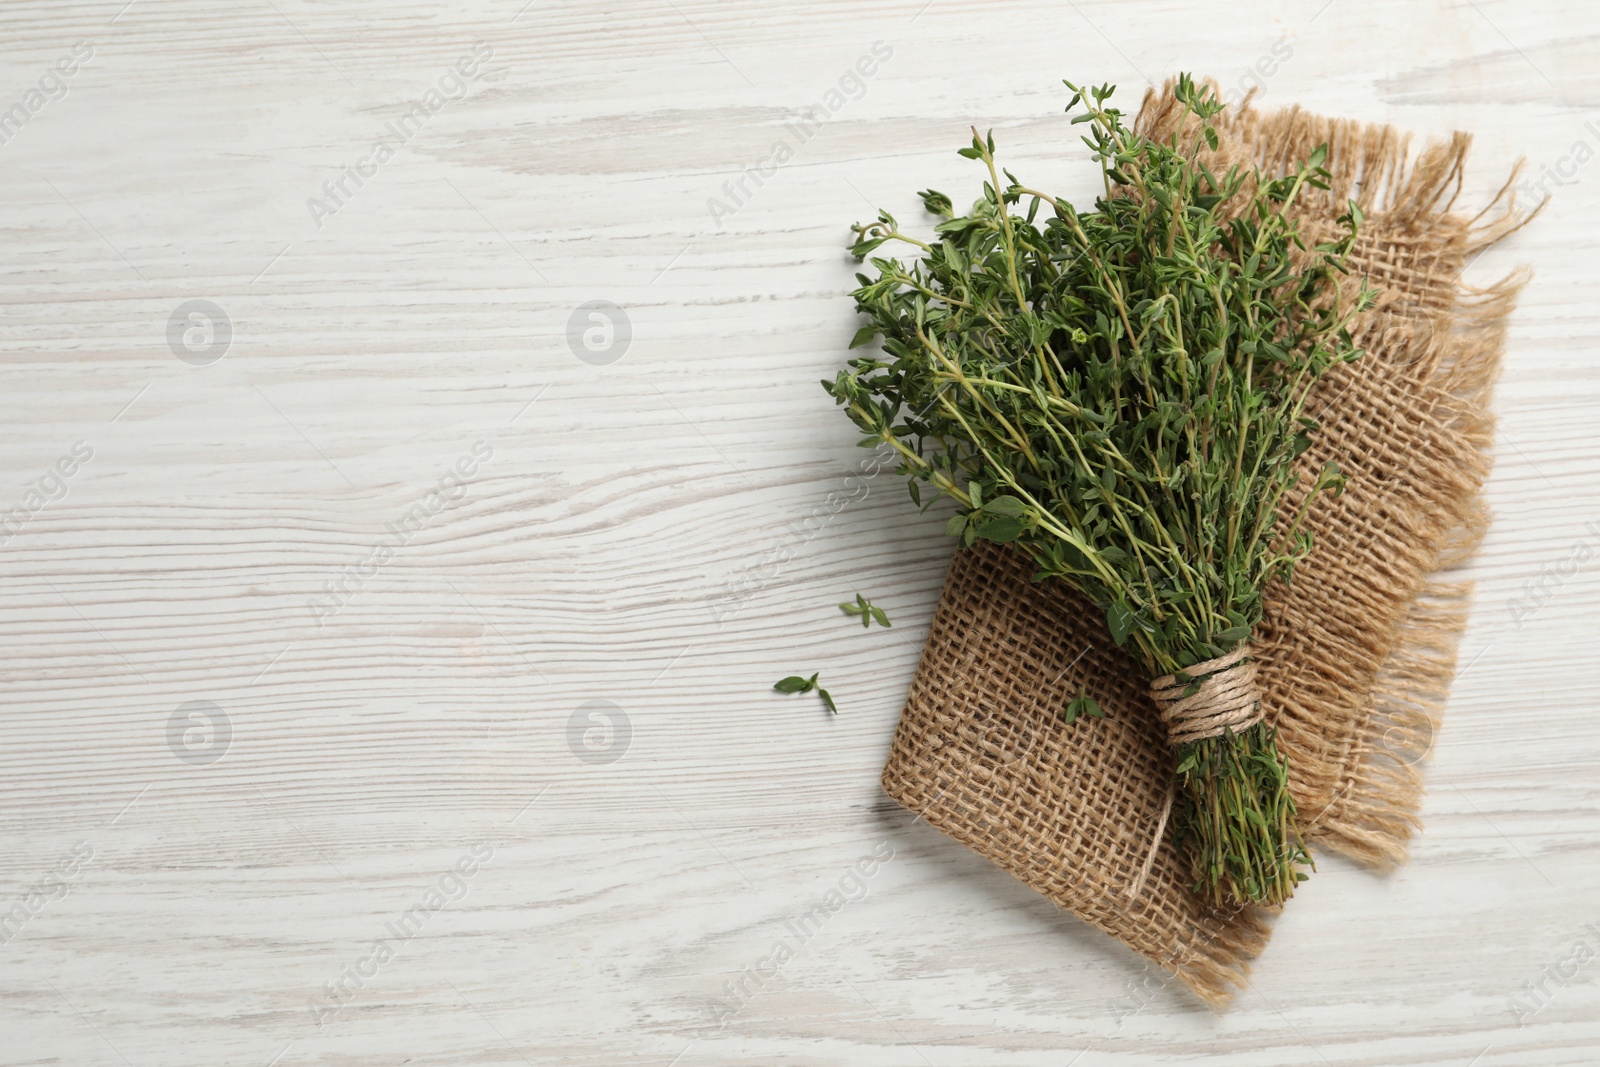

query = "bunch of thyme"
[824,75,1374,907]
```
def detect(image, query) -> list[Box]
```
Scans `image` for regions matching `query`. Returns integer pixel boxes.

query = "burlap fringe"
[1307,234,1530,869]
[1139,79,1533,1000]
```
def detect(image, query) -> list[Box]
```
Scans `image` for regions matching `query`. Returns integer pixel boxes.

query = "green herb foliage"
[1062,687,1106,725]
[823,75,1373,906]
[774,672,838,714]
[840,594,892,628]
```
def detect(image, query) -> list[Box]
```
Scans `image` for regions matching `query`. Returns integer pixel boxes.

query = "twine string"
[1125,646,1264,900]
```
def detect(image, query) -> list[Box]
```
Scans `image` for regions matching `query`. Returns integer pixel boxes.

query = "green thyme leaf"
[839,593,891,628]
[1064,688,1106,725]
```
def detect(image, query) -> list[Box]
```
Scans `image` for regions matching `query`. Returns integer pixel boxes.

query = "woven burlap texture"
[879,81,1531,1005]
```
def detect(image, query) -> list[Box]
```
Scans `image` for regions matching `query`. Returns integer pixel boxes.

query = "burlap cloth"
[880,81,1531,1004]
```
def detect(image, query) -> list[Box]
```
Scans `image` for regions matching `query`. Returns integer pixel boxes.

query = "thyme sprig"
[840,594,892,628]
[1063,687,1106,725]
[775,672,838,714]
[824,75,1375,907]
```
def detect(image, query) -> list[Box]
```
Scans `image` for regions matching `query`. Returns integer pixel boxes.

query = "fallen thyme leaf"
[839,593,892,628]
[773,672,838,714]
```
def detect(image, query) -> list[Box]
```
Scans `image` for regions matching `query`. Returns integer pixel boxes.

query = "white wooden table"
[1,1,1594,1063]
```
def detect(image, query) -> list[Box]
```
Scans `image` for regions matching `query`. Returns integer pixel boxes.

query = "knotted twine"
[1126,647,1264,900]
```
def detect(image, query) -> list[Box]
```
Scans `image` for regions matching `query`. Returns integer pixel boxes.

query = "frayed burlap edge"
[1305,253,1530,867]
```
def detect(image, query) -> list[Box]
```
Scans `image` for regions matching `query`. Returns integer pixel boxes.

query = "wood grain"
[0,0,1596,1063]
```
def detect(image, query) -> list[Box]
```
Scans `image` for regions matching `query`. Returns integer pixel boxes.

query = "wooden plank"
[0,0,1594,1063]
